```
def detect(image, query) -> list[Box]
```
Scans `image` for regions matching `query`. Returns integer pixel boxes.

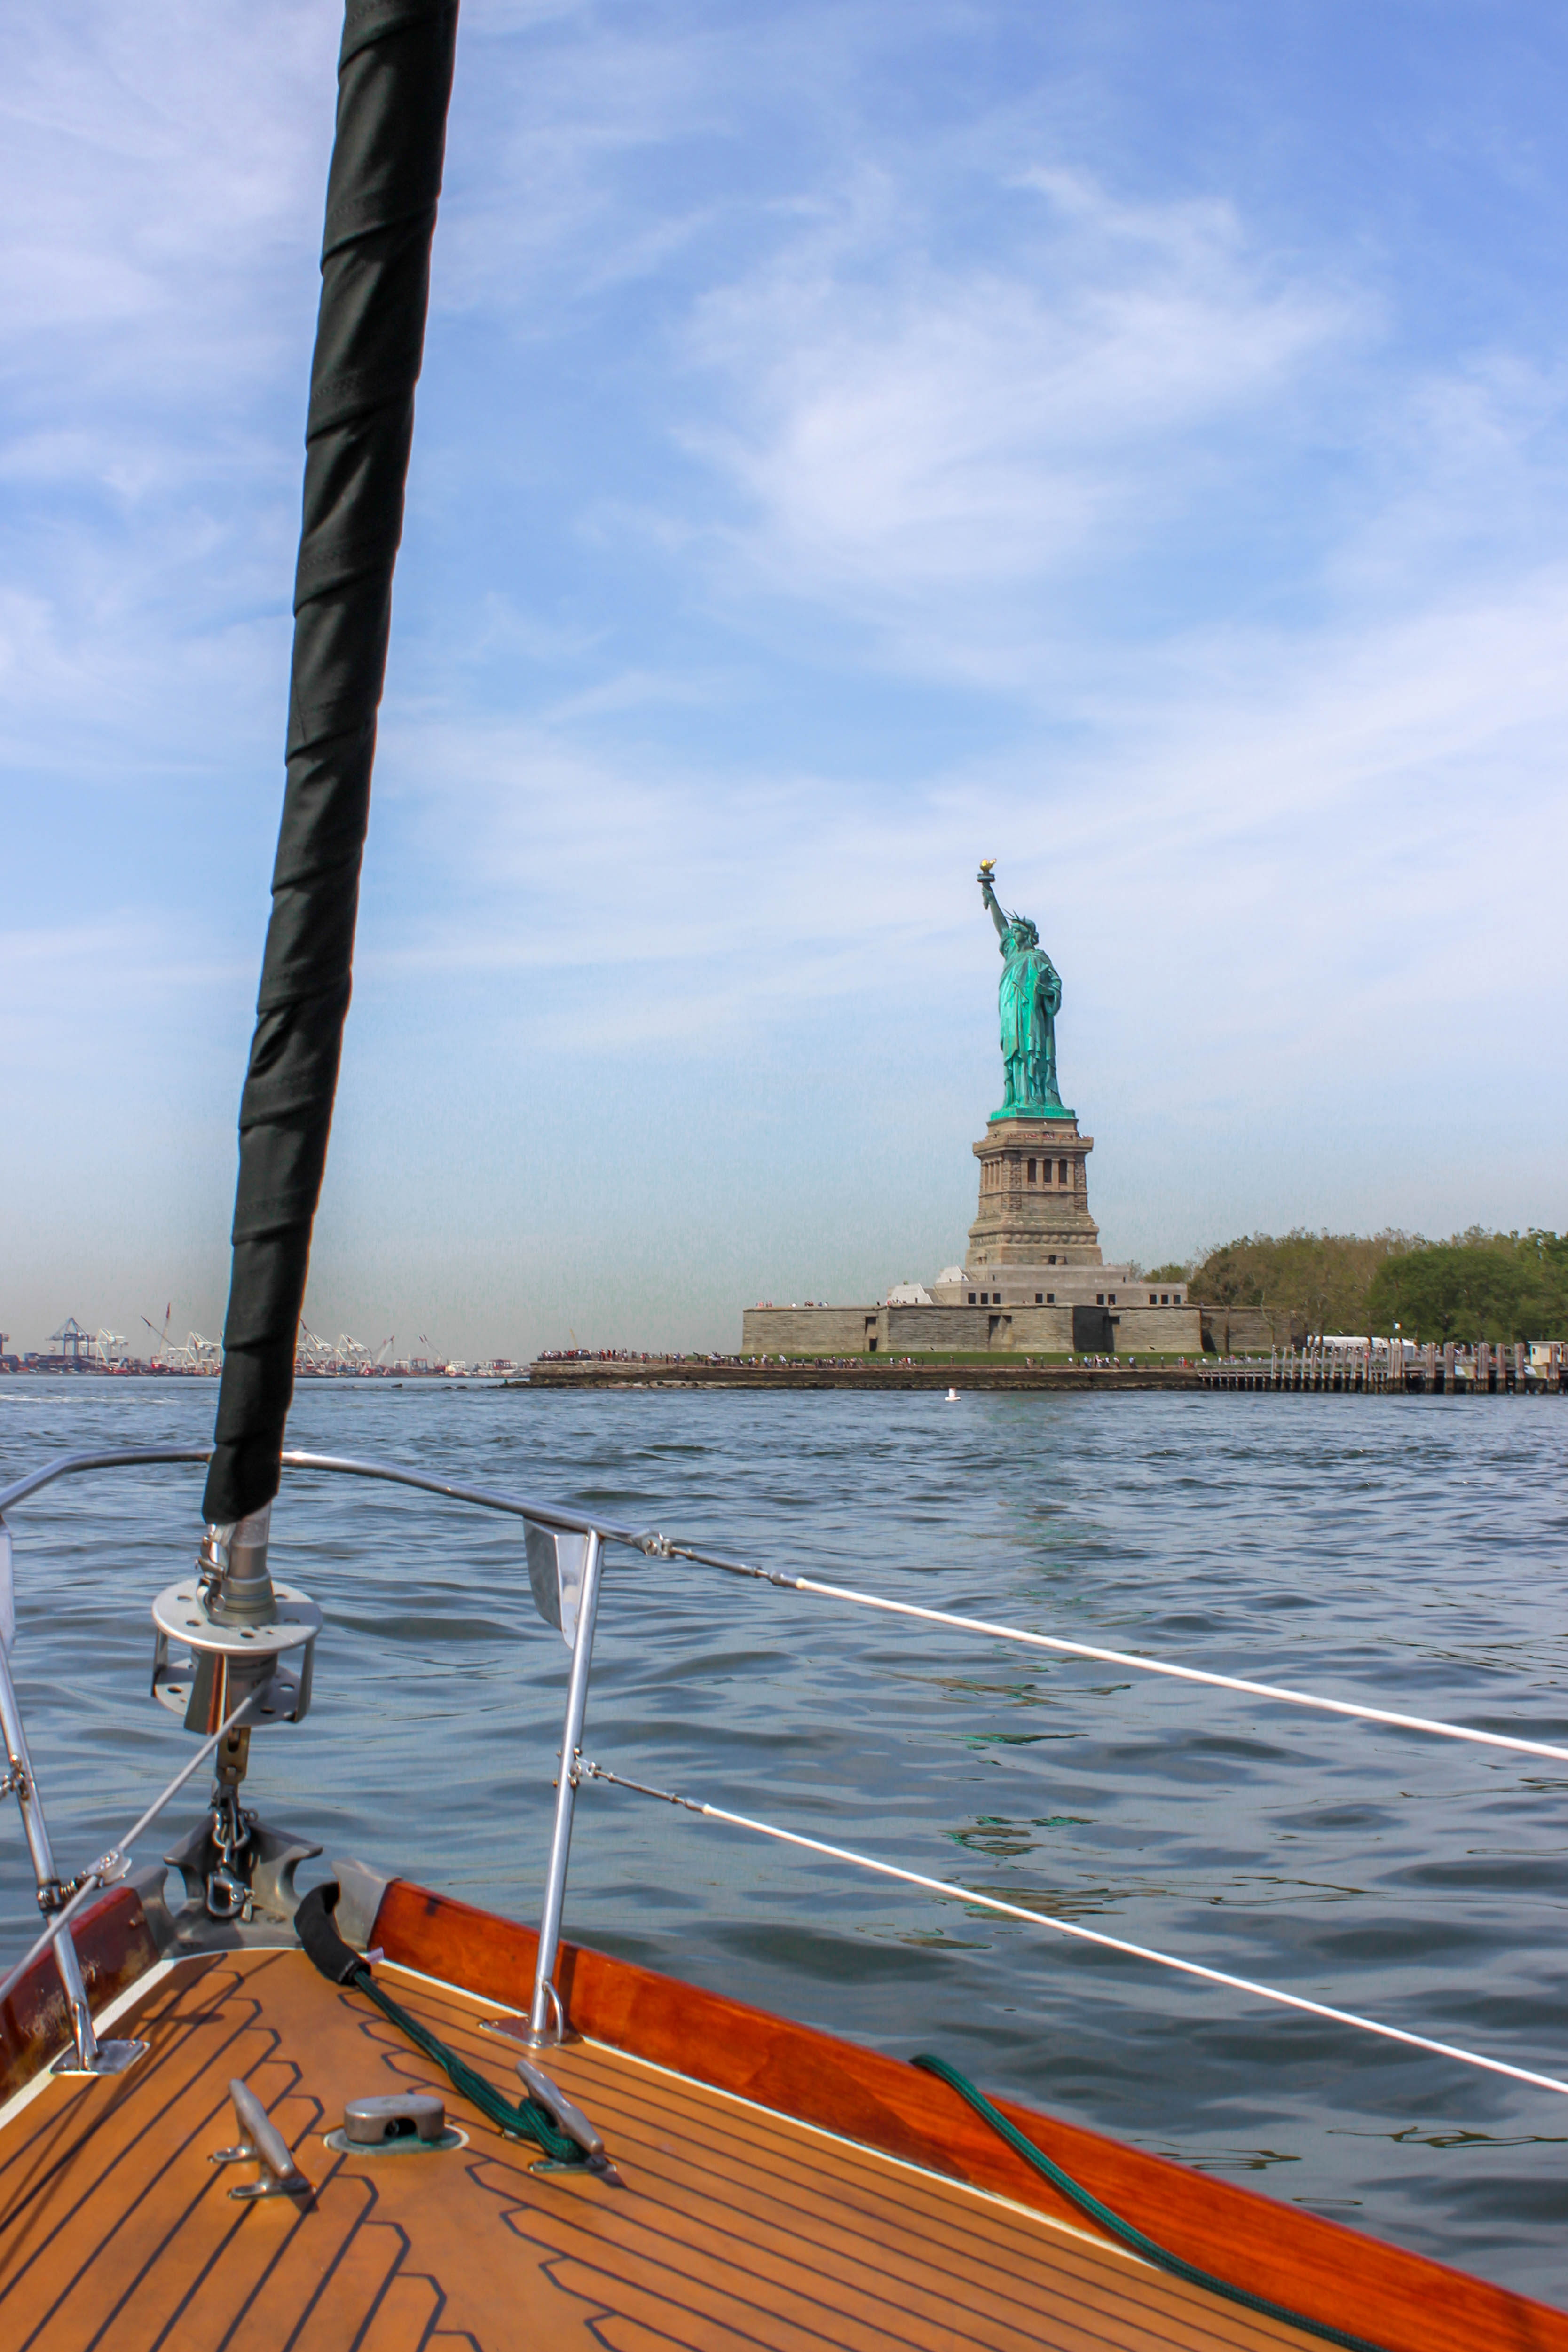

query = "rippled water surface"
[2,1376,1566,2300]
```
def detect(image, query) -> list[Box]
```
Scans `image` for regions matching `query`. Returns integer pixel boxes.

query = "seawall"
[519,1358,1203,1391]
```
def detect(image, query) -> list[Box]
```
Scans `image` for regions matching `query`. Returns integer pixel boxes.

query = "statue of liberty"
[977,862,1071,1121]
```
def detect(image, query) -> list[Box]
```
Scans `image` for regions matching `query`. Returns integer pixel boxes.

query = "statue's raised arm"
[977,860,1010,943]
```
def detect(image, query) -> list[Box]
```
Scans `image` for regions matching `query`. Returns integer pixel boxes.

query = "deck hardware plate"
[485,1977,573,2048]
[51,2037,147,2077]
[323,2124,467,2155]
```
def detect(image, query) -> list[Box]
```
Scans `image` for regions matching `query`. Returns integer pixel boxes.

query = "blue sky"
[3,0,1566,1359]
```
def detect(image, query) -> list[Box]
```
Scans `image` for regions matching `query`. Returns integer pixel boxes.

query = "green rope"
[912,2055,1388,2352]
[347,1965,587,2166]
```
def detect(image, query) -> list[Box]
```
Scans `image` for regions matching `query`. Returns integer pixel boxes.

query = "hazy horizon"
[4,1,1565,1363]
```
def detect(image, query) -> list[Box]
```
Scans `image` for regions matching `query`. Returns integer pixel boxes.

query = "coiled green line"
[349,1966,587,2167]
[913,2055,1387,2352]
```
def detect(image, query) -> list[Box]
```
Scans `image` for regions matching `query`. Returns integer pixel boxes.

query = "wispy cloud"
[363,528,1568,1110]
[0,8,333,800]
[681,161,1356,618]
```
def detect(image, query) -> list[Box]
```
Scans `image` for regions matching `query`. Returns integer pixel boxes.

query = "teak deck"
[0,1879,1563,2352]
[0,1947,1317,2352]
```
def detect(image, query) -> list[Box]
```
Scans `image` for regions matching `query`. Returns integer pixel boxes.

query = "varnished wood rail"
[372,1877,1568,2352]
[0,1886,159,2103]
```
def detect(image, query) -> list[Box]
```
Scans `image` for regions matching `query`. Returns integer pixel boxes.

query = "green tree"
[1190,1231,1416,1334]
[1365,1231,1568,1343]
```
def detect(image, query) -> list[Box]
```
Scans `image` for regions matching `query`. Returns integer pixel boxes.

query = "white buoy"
[946,1386,960,1401]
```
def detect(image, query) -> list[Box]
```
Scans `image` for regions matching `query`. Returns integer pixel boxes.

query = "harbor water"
[1,1375,1565,2300]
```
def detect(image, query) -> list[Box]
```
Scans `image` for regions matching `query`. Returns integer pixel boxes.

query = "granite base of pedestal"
[740,1302,1203,1357]
[967,1116,1103,1267]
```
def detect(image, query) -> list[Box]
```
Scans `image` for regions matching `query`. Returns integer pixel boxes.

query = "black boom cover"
[203,1,459,1526]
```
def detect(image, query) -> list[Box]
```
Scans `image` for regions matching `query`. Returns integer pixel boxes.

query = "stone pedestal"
[966,1117,1101,1268]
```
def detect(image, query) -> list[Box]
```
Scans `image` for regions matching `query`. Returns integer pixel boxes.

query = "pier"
[1199,1340,1565,1394]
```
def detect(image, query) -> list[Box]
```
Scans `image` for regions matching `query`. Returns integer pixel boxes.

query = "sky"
[3,0,1566,1360]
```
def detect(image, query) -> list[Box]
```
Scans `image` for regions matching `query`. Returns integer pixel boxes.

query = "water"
[2,1376,1566,2302]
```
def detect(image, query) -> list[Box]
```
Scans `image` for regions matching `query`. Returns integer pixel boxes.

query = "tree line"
[1143,1229,1568,1344]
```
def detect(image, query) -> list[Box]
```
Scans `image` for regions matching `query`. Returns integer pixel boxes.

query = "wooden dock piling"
[1195,1337,1564,1396]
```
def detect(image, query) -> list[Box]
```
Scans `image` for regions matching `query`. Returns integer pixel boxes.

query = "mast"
[202,0,459,1531]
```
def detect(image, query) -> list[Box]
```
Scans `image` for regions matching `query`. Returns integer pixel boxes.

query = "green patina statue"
[977,861,1073,1122]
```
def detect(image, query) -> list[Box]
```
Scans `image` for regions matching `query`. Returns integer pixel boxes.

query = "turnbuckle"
[205,1788,256,1921]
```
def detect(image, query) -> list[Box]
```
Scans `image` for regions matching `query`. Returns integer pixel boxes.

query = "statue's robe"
[998,946,1061,1107]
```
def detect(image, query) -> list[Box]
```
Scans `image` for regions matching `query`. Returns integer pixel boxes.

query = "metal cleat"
[209,2077,311,2202]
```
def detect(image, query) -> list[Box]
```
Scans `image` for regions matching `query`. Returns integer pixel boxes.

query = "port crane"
[48,1318,92,1366]
[157,1330,222,1373]
[140,1306,174,1363]
[296,1321,337,1373]
[293,1322,396,1375]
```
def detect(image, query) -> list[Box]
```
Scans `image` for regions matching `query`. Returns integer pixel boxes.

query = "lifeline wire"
[666,1547,1568,1770]
[0,1689,263,2014]
[580,1760,1568,2103]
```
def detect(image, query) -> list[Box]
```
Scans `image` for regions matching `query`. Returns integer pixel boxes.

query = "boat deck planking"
[0,1945,1336,2352]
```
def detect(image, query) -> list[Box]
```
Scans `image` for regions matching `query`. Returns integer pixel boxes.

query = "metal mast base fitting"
[149,1586,319,1730]
[150,1509,320,1734]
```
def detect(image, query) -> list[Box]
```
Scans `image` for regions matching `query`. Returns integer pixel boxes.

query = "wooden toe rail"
[0,1886,159,2103]
[372,1877,1568,2352]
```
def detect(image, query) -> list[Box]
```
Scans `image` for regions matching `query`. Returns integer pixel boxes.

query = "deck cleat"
[209,2077,311,2203]
[515,2057,622,2184]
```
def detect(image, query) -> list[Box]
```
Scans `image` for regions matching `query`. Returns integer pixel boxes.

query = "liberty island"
[741,864,1202,1359]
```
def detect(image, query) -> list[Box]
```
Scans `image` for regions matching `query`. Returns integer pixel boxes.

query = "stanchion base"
[52,2036,149,2077]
